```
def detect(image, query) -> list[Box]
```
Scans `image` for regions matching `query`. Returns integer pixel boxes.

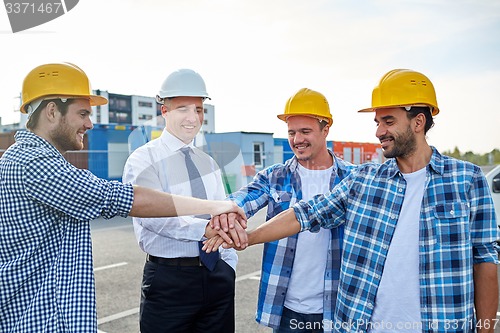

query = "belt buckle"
[197,257,203,266]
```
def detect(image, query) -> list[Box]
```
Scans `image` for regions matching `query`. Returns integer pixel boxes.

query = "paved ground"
[92,211,271,333]
[91,212,500,333]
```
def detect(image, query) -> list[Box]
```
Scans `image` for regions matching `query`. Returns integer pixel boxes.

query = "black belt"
[147,254,203,267]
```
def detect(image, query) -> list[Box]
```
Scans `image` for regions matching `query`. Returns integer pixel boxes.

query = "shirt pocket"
[268,188,295,219]
[433,202,470,247]
[269,188,293,205]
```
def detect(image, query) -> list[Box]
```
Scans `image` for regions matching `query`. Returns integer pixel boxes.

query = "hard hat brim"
[20,94,108,114]
[357,104,439,116]
[89,95,108,107]
[277,113,333,126]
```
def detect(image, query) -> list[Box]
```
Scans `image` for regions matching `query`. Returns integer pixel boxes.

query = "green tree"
[442,147,500,166]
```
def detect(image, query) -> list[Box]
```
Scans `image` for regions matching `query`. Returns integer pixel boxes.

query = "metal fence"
[0,149,131,181]
[1,148,251,193]
[64,150,131,181]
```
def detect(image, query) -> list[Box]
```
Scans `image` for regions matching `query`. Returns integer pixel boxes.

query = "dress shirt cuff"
[192,217,210,241]
[220,248,238,271]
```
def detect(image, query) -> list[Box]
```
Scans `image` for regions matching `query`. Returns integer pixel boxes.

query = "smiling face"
[162,96,204,144]
[287,115,329,166]
[375,107,417,159]
[50,98,93,152]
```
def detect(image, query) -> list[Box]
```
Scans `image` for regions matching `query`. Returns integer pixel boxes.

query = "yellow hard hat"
[20,62,108,114]
[358,69,439,116]
[277,88,333,126]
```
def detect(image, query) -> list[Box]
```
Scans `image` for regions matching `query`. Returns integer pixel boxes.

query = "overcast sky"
[1,0,499,154]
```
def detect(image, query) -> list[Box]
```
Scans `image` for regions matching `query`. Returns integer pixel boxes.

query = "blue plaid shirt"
[294,147,499,333]
[0,131,134,333]
[229,151,356,332]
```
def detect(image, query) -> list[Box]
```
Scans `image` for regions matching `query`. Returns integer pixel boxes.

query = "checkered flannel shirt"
[0,131,134,333]
[229,151,356,332]
[294,147,499,333]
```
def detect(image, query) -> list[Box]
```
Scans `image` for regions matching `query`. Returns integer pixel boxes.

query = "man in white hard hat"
[0,63,246,333]
[123,69,240,333]
[207,69,499,333]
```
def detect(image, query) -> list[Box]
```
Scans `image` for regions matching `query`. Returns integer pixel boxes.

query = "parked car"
[484,164,500,229]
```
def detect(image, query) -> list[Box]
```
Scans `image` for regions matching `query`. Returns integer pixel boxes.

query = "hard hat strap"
[155,95,165,104]
[26,96,71,118]
[26,97,45,117]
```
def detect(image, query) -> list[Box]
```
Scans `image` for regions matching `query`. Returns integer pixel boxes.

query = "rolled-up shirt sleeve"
[293,176,351,232]
[470,169,499,264]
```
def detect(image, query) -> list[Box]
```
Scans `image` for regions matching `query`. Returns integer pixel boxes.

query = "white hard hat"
[156,68,210,103]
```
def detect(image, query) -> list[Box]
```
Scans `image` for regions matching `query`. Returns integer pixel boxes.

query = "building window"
[96,105,101,123]
[203,120,208,125]
[138,101,153,108]
[109,111,131,124]
[138,114,153,120]
[253,142,264,167]
[204,108,208,114]
[109,95,131,111]
[109,94,132,124]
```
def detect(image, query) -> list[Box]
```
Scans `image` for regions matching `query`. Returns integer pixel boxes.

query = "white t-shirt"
[284,163,333,314]
[369,167,426,332]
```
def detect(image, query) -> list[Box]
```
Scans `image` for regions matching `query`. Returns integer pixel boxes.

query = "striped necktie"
[181,147,219,271]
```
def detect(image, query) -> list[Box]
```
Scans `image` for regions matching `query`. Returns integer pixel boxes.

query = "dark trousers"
[139,258,235,333]
[274,307,324,333]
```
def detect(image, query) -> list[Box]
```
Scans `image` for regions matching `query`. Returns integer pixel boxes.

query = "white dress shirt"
[122,129,237,270]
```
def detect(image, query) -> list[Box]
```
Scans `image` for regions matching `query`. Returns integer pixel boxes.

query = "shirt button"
[450,210,455,216]
[382,244,388,249]
[398,188,403,193]
[367,303,374,309]
[391,214,397,219]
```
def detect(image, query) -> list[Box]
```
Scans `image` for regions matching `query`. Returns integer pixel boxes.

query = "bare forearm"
[248,208,301,245]
[129,185,235,218]
[474,262,498,333]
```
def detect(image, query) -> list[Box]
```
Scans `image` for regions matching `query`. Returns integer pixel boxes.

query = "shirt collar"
[14,130,63,157]
[159,129,195,152]
[287,149,338,174]
[428,146,444,175]
[385,145,443,178]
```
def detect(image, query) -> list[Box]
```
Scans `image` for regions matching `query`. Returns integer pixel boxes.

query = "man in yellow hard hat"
[0,62,246,333]
[210,88,356,332]
[208,70,499,333]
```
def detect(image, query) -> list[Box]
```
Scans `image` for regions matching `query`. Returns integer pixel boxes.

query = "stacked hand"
[203,213,249,252]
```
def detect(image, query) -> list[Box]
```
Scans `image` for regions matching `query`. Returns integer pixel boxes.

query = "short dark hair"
[405,106,434,134]
[26,99,74,130]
